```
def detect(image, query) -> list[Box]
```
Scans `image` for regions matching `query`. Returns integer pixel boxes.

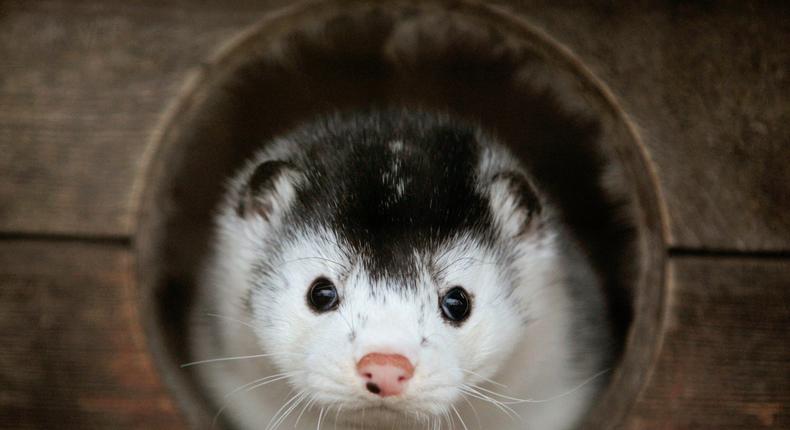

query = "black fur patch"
[277,110,496,285]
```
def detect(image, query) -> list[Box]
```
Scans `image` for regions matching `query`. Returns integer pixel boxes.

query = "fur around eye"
[307,277,339,312]
[440,286,471,323]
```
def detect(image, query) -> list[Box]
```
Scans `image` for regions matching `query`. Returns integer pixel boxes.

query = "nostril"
[398,375,407,382]
[364,372,372,379]
[366,382,381,394]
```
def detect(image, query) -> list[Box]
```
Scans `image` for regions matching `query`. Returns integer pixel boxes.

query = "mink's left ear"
[487,171,543,238]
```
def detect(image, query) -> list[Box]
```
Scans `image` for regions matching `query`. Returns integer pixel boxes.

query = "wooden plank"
[0,240,186,429]
[0,0,287,237]
[1,0,788,246]
[513,1,790,251]
[625,257,790,428]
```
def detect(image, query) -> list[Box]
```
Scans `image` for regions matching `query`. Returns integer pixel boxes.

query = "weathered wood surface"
[1,1,789,429]
[0,0,287,237]
[1,1,789,250]
[0,241,187,429]
[516,1,790,252]
[626,256,790,429]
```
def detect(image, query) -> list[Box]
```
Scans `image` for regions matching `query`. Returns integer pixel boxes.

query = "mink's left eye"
[440,286,471,323]
[308,277,339,312]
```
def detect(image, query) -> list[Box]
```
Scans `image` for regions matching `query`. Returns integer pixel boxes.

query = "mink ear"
[488,171,543,238]
[236,160,302,221]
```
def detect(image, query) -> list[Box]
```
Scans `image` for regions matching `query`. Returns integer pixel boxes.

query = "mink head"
[216,111,561,427]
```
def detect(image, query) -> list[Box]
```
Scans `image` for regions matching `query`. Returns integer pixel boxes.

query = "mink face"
[191,110,612,430]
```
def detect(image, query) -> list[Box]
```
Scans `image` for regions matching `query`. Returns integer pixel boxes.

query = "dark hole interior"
[144,3,642,427]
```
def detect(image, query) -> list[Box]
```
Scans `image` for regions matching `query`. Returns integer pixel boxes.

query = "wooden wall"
[1,1,788,428]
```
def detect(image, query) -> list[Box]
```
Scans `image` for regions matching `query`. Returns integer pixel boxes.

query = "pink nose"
[356,353,415,397]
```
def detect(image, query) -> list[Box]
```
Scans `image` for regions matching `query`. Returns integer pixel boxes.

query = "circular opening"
[135,1,666,428]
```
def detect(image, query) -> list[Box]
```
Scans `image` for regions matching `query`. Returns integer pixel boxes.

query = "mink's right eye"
[307,277,339,312]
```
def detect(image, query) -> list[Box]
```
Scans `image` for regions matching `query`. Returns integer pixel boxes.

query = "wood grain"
[0,0,288,237]
[1,1,788,250]
[626,256,790,428]
[509,1,790,251]
[1,1,789,429]
[0,240,186,429]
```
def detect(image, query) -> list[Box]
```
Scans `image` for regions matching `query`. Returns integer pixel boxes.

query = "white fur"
[191,136,609,430]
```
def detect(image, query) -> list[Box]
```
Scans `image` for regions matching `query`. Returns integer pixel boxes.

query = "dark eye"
[440,286,471,323]
[307,277,339,312]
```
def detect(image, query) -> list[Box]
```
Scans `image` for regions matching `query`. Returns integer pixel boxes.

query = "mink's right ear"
[236,160,302,221]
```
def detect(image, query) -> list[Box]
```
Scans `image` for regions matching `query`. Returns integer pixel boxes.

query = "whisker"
[450,404,469,430]
[273,392,306,430]
[459,392,482,430]
[435,256,496,280]
[181,352,302,368]
[225,371,301,398]
[211,399,231,429]
[458,368,508,388]
[448,256,496,270]
[333,403,344,430]
[205,312,257,331]
[459,385,520,421]
[266,390,306,430]
[465,383,529,403]
[504,368,611,404]
[316,406,325,430]
[211,371,300,429]
[442,407,452,430]
[279,256,347,271]
[281,395,310,430]
[244,372,300,393]
[294,394,316,428]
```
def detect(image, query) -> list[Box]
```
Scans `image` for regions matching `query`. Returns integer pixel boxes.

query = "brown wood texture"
[511,1,790,251]
[626,256,790,429]
[1,1,788,249]
[0,0,287,237]
[0,1,788,429]
[0,241,186,429]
